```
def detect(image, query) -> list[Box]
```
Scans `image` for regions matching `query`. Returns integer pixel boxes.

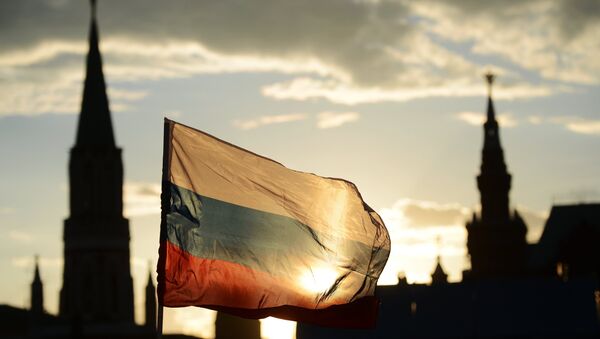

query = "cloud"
[455,109,600,135]
[124,182,161,217]
[525,115,600,136]
[233,113,307,130]
[233,111,359,130]
[0,57,149,116]
[377,199,470,284]
[455,111,518,127]
[0,0,586,114]
[381,199,470,229]
[412,0,600,84]
[262,77,555,105]
[559,119,600,135]
[377,198,553,284]
[316,111,359,129]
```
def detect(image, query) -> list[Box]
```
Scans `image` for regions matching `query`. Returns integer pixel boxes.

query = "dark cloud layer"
[1,0,416,86]
[1,0,598,112]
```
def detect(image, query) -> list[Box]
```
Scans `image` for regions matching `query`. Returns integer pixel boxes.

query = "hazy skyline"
[1,0,599,338]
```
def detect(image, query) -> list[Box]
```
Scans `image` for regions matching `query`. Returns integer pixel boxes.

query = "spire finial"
[33,254,41,281]
[485,71,496,98]
[148,260,153,281]
[91,0,97,19]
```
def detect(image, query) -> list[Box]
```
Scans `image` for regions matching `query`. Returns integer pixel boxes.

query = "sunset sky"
[1,0,599,338]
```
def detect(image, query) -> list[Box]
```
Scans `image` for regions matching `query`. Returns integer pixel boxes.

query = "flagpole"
[156,304,164,339]
[157,118,173,339]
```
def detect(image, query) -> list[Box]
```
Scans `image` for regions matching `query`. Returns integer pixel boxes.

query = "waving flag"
[157,118,390,328]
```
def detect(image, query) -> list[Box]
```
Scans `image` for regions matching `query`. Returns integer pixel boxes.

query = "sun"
[299,266,338,294]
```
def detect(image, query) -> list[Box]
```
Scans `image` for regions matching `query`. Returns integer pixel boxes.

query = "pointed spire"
[485,71,497,123]
[431,237,448,284]
[31,255,44,314]
[145,261,157,330]
[431,256,448,285]
[33,255,41,283]
[146,260,154,285]
[481,71,502,152]
[75,0,115,148]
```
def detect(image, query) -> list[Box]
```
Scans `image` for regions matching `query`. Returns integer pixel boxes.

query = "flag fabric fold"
[157,118,390,328]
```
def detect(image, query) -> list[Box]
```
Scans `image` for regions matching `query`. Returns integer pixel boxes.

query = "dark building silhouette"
[59,0,134,324]
[297,278,600,339]
[145,266,157,330]
[0,1,163,338]
[531,203,600,280]
[30,256,44,317]
[465,73,528,279]
[430,256,448,285]
[297,74,600,339]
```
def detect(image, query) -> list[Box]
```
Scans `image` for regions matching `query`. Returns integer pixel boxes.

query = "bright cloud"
[124,182,161,217]
[546,116,600,136]
[378,198,551,285]
[560,119,600,135]
[233,113,307,130]
[458,111,600,136]
[378,199,471,285]
[413,0,600,84]
[262,77,555,105]
[316,111,359,129]
[524,115,600,136]
[456,111,519,127]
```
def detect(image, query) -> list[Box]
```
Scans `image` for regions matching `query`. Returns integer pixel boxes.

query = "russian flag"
[157,119,390,328]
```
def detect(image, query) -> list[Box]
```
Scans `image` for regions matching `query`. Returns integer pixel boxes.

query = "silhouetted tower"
[431,256,448,285]
[466,73,528,279]
[59,0,134,322]
[478,73,511,224]
[30,255,44,315]
[145,265,157,330]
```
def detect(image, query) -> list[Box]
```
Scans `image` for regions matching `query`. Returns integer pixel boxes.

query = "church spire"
[61,0,133,322]
[431,256,448,285]
[482,71,502,151]
[75,0,115,148]
[30,255,44,315]
[145,262,157,330]
[485,72,496,123]
[465,72,528,279]
[478,72,511,225]
[431,237,448,284]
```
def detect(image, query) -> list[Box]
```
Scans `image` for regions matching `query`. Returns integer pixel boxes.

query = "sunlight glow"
[299,266,338,294]
[261,317,297,339]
